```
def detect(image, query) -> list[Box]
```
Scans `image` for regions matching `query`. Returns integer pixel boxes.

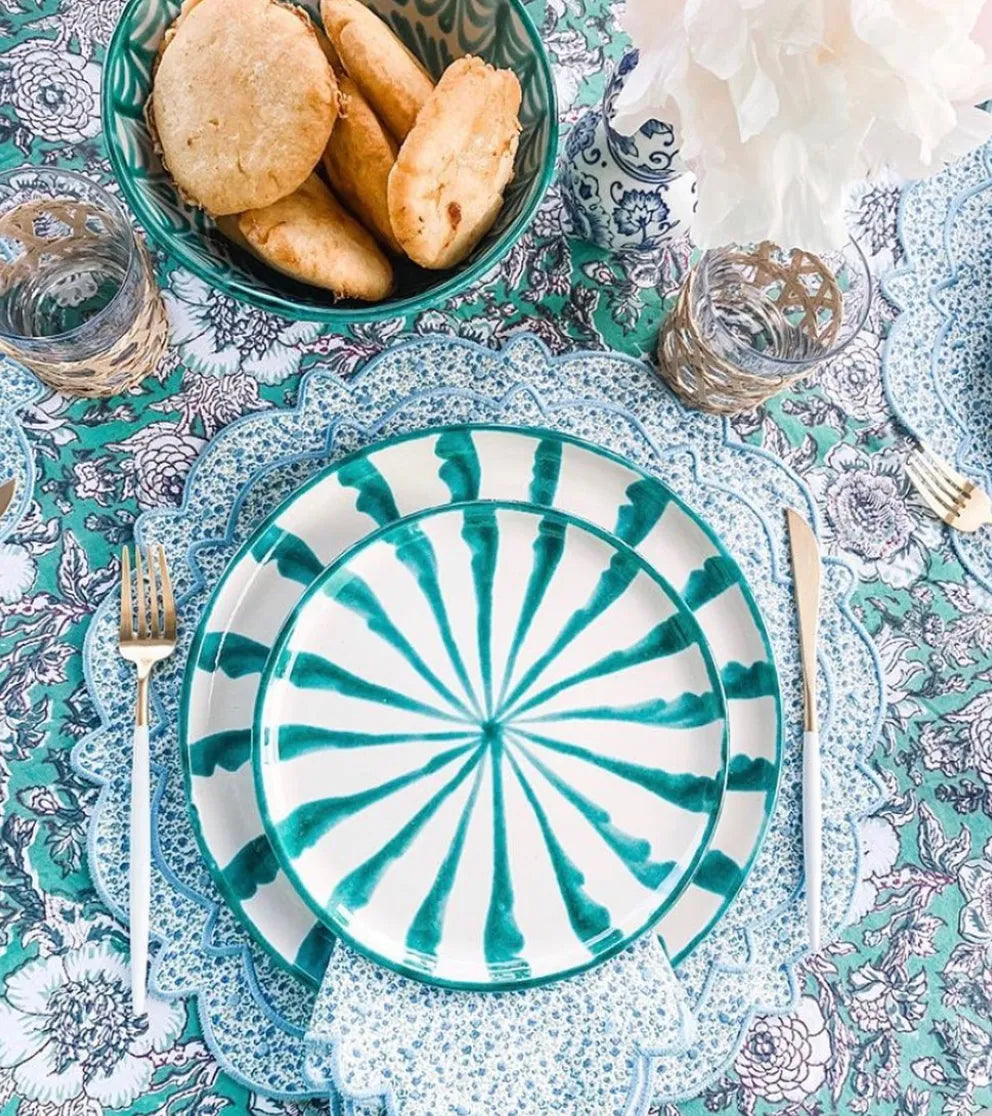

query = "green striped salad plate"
[254,500,729,990]
[179,425,782,986]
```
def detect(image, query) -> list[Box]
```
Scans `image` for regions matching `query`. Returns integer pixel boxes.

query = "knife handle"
[803,729,821,954]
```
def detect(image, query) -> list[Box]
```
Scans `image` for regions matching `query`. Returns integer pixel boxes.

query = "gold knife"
[0,478,14,519]
[786,507,821,953]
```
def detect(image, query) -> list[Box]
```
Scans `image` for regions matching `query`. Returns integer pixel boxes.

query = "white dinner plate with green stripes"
[254,500,729,989]
[179,425,781,986]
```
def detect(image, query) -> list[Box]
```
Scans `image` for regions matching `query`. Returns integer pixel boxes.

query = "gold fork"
[119,545,176,1014]
[905,446,991,533]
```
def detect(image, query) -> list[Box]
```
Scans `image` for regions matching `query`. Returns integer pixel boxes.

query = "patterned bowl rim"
[100,0,559,325]
[251,495,731,992]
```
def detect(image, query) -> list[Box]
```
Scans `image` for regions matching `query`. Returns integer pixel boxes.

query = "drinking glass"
[658,239,873,414]
[0,167,168,397]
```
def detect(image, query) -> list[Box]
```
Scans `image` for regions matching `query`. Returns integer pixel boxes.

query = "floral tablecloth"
[1,1,991,1114]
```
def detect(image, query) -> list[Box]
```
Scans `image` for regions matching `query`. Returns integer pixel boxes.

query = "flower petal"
[130,996,186,1056]
[87,1054,152,1108]
[243,342,301,385]
[279,319,322,346]
[63,941,128,987]
[860,816,899,877]
[13,1042,83,1103]
[4,954,67,1015]
[0,1004,48,1066]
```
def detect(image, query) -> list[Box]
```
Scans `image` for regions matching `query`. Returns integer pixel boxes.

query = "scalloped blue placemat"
[884,139,992,592]
[74,335,883,1113]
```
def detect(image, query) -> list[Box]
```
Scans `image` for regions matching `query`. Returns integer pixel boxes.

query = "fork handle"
[130,719,150,1016]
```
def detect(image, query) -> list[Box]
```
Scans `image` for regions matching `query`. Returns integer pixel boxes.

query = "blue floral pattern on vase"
[560,50,696,255]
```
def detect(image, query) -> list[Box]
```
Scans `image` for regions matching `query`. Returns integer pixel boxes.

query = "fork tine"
[146,546,160,637]
[120,547,133,640]
[910,451,963,506]
[135,546,148,638]
[917,444,969,491]
[158,545,176,641]
[906,459,954,523]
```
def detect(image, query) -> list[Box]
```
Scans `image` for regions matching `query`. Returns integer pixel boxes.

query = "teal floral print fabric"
[0,1,990,1115]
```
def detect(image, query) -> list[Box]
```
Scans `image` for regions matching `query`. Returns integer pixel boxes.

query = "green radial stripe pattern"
[255,502,729,990]
[181,424,781,988]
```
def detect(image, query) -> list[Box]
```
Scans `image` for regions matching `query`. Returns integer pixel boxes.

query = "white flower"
[0,942,184,1108]
[613,0,992,250]
[0,543,37,604]
[5,45,100,145]
[849,815,899,922]
[34,0,121,56]
[959,839,992,948]
[163,272,320,384]
[806,443,942,588]
[948,687,992,788]
[814,329,887,425]
[108,422,205,509]
[734,996,831,1103]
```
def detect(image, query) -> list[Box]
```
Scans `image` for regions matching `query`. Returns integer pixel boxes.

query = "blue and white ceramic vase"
[560,49,696,255]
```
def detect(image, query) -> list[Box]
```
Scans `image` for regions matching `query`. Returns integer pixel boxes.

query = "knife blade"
[0,478,15,520]
[786,507,822,953]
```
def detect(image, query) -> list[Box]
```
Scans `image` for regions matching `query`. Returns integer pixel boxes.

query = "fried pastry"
[387,55,521,269]
[153,0,338,215]
[320,0,433,140]
[322,75,402,254]
[220,174,393,300]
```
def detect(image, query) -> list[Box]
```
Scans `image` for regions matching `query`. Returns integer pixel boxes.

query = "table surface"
[1,2,991,1115]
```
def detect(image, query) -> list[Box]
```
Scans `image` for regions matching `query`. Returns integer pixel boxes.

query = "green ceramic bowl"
[102,0,557,324]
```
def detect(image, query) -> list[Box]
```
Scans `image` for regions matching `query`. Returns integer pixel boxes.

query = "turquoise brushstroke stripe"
[461,504,499,716]
[496,503,567,710]
[284,650,469,725]
[223,834,279,900]
[276,725,477,761]
[722,659,779,699]
[528,437,563,505]
[389,520,483,718]
[483,737,529,975]
[189,728,252,776]
[332,570,475,718]
[501,549,641,709]
[691,849,745,897]
[405,760,487,963]
[613,478,671,547]
[294,922,335,976]
[435,430,481,501]
[727,754,778,792]
[511,736,676,891]
[328,746,486,917]
[198,632,269,678]
[249,525,323,586]
[521,689,723,729]
[337,457,401,526]
[505,748,620,951]
[682,555,741,610]
[505,612,695,719]
[277,742,479,857]
[516,728,722,813]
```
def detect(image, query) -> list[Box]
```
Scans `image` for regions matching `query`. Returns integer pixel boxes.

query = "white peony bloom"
[613,0,992,250]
